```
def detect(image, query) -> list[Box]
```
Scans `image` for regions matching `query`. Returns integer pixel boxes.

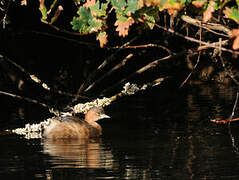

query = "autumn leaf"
[96,32,108,48]
[83,0,96,7]
[203,1,215,23]
[232,37,239,50]
[144,0,161,7]
[230,29,239,50]
[163,2,183,16]
[115,17,135,37]
[21,0,27,6]
[192,0,206,8]
[223,7,239,23]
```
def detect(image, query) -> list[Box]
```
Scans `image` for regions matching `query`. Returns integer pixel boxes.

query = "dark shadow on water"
[1,85,239,179]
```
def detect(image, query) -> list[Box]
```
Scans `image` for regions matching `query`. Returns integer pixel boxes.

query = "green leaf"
[71,7,94,33]
[227,7,239,23]
[90,1,108,16]
[144,13,155,29]
[125,0,138,14]
[111,0,126,11]
[39,6,47,20]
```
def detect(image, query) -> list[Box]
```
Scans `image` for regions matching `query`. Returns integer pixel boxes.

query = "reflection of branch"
[230,92,239,119]
[228,124,239,154]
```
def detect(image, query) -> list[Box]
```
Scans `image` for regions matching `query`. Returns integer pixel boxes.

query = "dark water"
[1,85,239,179]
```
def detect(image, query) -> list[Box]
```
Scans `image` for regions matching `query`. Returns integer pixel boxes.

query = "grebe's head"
[85,107,110,122]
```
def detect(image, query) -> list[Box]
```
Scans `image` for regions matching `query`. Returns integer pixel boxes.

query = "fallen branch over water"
[7,80,164,139]
[211,92,239,124]
[210,118,239,124]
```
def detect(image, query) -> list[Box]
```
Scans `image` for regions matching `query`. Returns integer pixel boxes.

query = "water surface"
[1,85,239,179]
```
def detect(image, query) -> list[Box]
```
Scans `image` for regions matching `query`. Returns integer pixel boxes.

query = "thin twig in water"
[230,92,239,119]
[211,92,239,124]
[180,22,202,88]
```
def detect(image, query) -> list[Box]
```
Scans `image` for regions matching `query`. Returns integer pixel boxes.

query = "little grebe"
[44,107,110,139]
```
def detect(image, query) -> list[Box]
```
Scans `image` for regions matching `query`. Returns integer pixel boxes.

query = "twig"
[0,90,50,109]
[84,53,134,92]
[219,56,239,86]
[101,54,174,95]
[211,118,239,124]
[74,36,138,100]
[211,92,239,124]
[230,92,239,119]
[180,22,202,88]
[0,55,88,99]
[181,15,231,36]
[180,52,201,88]
[30,30,98,47]
[152,22,239,55]
[110,44,173,55]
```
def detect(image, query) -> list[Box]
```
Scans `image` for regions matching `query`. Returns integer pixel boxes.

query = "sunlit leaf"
[96,31,108,47]
[144,13,155,29]
[223,7,239,23]
[83,0,96,7]
[232,36,239,50]
[230,29,239,50]
[111,0,127,11]
[192,0,206,8]
[203,1,215,22]
[115,17,135,37]
[125,0,138,15]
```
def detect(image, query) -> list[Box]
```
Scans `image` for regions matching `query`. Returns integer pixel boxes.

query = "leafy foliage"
[38,0,239,48]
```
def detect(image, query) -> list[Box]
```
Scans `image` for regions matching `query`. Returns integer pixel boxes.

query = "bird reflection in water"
[43,138,114,169]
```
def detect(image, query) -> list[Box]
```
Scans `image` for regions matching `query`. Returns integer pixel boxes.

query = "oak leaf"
[203,1,215,23]
[192,0,206,8]
[115,18,135,37]
[83,0,96,7]
[230,29,239,50]
[96,32,108,48]
[163,2,183,16]
[144,0,161,7]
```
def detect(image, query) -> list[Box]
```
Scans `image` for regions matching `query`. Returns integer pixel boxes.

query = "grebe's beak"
[99,114,110,120]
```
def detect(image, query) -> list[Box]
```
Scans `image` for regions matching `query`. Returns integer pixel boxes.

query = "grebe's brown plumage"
[43,107,110,139]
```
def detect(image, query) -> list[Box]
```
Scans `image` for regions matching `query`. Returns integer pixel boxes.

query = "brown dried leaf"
[230,28,239,38]
[192,0,206,8]
[21,0,27,6]
[230,29,239,50]
[144,0,161,7]
[232,36,239,50]
[203,1,215,23]
[163,2,183,16]
[96,32,108,48]
[115,18,135,37]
